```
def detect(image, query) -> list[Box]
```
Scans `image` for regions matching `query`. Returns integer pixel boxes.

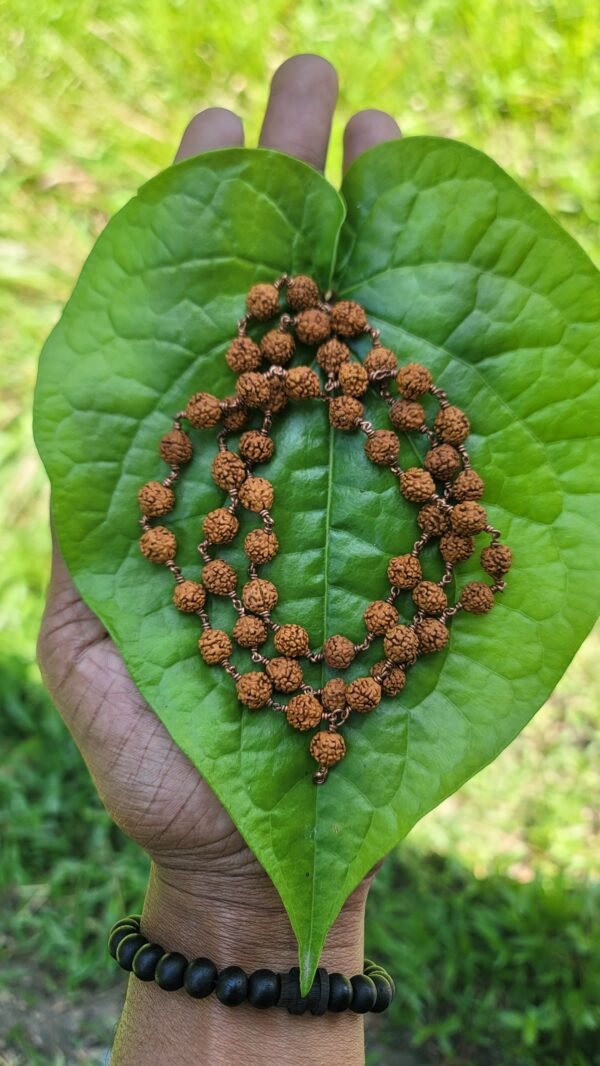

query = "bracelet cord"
[108,915,395,1015]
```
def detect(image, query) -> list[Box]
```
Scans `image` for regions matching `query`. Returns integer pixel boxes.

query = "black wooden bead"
[184,957,218,999]
[109,917,140,939]
[327,972,353,1012]
[155,952,188,991]
[216,965,248,1006]
[247,968,281,1009]
[350,973,377,1013]
[368,968,395,997]
[115,914,142,929]
[109,926,136,959]
[364,962,395,993]
[132,943,165,982]
[116,933,148,972]
[370,973,394,1013]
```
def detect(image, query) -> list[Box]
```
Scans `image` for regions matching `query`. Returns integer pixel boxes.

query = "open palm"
[37,54,401,896]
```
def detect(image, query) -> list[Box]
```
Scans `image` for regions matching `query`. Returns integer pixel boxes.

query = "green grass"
[366,850,600,1066]
[1,1,599,1062]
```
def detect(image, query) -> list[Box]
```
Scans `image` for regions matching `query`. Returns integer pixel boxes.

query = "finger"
[259,53,338,171]
[342,108,401,174]
[174,106,244,162]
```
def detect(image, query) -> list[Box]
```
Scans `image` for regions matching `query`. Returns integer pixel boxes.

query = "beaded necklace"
[137,274,512,784]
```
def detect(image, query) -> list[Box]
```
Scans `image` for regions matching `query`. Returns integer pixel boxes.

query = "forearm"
[112,863,368,1066]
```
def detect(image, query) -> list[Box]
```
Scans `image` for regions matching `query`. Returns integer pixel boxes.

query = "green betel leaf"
[33,138,600,995]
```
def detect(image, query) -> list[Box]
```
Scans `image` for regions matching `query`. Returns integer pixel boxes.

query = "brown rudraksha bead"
[138,481,175,517]
[260,329,295,365]
[316,338,351,373]
[396,362,432,399]
[198,628,232,664]
[450,501,487,536]
[266,657,304,693]
[371,660,406,696]
[329,395,363,429]
[241,578,278,613]
[383,624,419,663]
[236,671,273,708]
[440,532,475,563]
[424,444,462,480]
[246,283,280,320]
[399,468,435,503]
[274,623,310,658]
[387,553,422,589]
[236,371,271,409]
[415,618,449,653]
[239,430,275,464]
[294,308,331,345]
[412,581,448,615]
[139,526,177,563]
[389,399,425,431]
[238,477,274,512]
[268,376,288,413]
[321,678,347,711]
[309,730,346,767]
[323,635,355,670]
[365,429,400,465]
[363,600,399,635]
[244,528,279,564]
[434,405,470,444]
[160,429,193,466]
[460,581,495,614]
[346,676,382,713]
[331,300,368,337]
[173,580,206,613]
[226,335,262,373]
[202,559,237,595]
[480,543,512,576]
[364,347,397,375]
[211,450,246,490]
[452,469,485,501]
[417,501,451,535]
[203,508,239,544]
[185,391,222,429]
[221,397,249,431]
[286,274,320,311]
[285,365,322,400]
[286,693,323,731]
[338,361,369,397]
[232,614,269,647]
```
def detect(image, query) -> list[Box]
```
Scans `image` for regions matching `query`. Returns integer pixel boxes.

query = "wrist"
[111,863,370,1066]
[144,860,368,976]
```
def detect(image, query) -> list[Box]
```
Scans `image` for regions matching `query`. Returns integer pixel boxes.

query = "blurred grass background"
[1,0,599,1062]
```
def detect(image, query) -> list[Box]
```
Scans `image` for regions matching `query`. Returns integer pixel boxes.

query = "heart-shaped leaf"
[33,139,600,995]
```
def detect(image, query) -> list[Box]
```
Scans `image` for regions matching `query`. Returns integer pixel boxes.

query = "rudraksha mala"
[137,273,512,784]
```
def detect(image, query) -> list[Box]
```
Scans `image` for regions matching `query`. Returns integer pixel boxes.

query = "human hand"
[37,53,401,1064]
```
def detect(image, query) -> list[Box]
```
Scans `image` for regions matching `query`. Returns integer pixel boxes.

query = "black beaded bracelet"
[108,915,395,1015]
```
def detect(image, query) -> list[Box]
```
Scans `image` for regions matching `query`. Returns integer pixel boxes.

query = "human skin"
[36,53,401,1065]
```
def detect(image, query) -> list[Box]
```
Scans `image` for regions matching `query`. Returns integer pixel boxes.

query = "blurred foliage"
[0,0,598,1062]
[366,850,600,1066]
